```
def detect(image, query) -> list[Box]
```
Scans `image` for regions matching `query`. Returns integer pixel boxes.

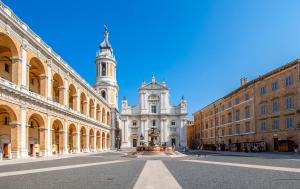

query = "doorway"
[171,138,176,147]
[133,139,137,147]
[273,138,278,151]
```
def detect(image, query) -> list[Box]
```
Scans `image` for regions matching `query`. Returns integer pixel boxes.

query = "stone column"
[104,133,107,150]
[64,79,69,106]
[20,107,28,158]
[100,130,103,150]
[40,74,47,97]
[47,60,52,99]
[10,122,20,159]
[21,44,27,87]
[85,131,90,152]
[11,56,22,86]
[77,89,81,112]
[75,131,80,153]
[63,122,68,154]
[46,115,52,156]
[39,127,48,156]
[93,129,97,152]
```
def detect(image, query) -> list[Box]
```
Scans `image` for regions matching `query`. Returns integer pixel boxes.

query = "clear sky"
[4,0,300,118]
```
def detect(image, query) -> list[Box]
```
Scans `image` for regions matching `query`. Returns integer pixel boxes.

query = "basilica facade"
[0,2,118,159]
[121,76,187,148]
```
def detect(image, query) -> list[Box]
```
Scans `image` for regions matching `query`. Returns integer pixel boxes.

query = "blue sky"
[4,0,300,118]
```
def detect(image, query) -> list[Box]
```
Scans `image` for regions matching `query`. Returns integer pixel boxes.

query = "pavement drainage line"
[182,160,300,173]
[0,160,129,178]
[133,160,182,189]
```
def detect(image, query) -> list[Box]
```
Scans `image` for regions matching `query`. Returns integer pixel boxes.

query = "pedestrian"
[294,144,298,155]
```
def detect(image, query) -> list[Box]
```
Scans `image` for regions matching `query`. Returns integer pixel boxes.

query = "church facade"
[121,76,187,148]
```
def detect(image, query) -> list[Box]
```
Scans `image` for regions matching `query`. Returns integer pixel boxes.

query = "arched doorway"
[0,32,19,84]
[52,73,64,104]
[0,105,18,159]
[102,132,106,150]
[96,131,100,150]
[28,113,45,156]
[68,124,77,153]
[28,58,46,96]
[89,128,94,151]
[80,126,87,152]
[68,84,77,110]
[51,120,64,155]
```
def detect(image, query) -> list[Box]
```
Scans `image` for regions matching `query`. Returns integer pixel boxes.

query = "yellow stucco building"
[0,2,117,159]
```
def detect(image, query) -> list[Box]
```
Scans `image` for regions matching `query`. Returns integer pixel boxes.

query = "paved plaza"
[0,150,299,189]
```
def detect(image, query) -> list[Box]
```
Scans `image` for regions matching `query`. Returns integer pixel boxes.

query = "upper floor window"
[101,62,106,76]
[228,126,232,135]
[4,116,9,125]
[227,101,232,108]
[101,90,106,99]
[285,75,293,87]
[260,104,267,115]
[260,86,266,95]
[245,122,250,133]
[152,120,156,127]
[132,121,137,126]
[285,117,294,129]
[228,112,232,123]
[272,119,279,130]
[210,119,213,127]
[271,81,279,91]
[221,105,225,111]
[221,115,225,125]
[151,105,157,113]
[260,121,267,131]
[235,110,240,121]
[215,118,219,126]
[285,97,293,109]
[236,124,240,134]
[272,100,279,112]
[245,107,250,118]
[244,93,250,100]
[171,121,176,126]
[205,121,208,129]
[235,97,240,105]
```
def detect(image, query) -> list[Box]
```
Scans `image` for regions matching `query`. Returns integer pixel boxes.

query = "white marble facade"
[121,75,187,148]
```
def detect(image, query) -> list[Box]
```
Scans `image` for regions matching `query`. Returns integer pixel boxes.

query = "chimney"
[240,76,248,86]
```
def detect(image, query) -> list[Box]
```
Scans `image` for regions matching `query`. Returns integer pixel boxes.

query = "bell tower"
[94,25,118,109]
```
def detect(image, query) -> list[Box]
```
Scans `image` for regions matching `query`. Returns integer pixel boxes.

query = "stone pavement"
[0,150,299,189]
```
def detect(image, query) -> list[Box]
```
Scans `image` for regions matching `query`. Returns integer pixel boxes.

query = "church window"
[4,116,9,125]
[101,90,106,99]
[151,105,157,113]
[101,62,106,76]
[152,120,156,127]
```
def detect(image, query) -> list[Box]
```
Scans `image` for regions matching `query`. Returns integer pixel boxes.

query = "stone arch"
[27,113,45,156]
[102,132,106,149]
[51,119,64,155]
[0,104,18,159]
[28,57,46,97]
[89,99,95,119]
[96,104,101,121]
[52,73,64,104]
[96,130,101,150]
[68,124,77,153]
[89,128,95,150]
[80,92,87,115]
[0,32,19,84]
[68,84,77,110]
[80,126,87,152]
[102,108,106,124]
